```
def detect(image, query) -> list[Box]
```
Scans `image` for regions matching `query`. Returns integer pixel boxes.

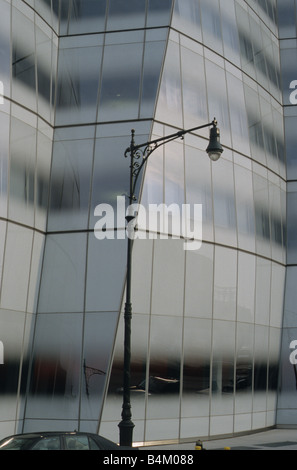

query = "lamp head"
[206,120,224,161]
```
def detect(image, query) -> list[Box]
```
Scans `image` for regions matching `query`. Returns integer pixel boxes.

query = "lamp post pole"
[118,119,223,447]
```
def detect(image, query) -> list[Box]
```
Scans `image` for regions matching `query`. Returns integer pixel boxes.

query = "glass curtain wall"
[101,0,285,444]
[0,0,287,444]
[277,0,297,426]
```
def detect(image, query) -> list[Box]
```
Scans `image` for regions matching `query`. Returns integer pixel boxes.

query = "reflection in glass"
[9,118,36,226]
[155,40,183,128]
[48,138,94,231]
[172,0,202,42]
[211,320,235,415]
[60,0,107,35]
[147,316,182,420]
[98,42,143,122]
[182,318,211,418]
[181,46,208,129]
[107,0,146,31]
[235,323,253,413]
[147,0,173,27]
[27,313,82,420]
[12,7,36,111]
[38,233,87,313]
[140,40,167,118]
[56,42,102,125]
[80,312,118,425]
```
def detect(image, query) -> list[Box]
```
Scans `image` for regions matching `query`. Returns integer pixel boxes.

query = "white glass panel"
[255,258,271,326]
[234,164,255,252]
[86,234,126,312]
[213,246,237,321]
[155,40,183,128]
[38,233,87,313]
[1,224,33,312]
[184,243,214,318]
[237,252,256,323]
[151,239,185,316]
[181,46,208,129]
[211,320,235,415]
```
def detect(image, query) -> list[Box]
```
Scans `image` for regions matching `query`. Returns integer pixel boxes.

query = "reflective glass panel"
[48,137,94,231]
[56,40,102,125]
[98,41,143,122]
[107,0,146,30]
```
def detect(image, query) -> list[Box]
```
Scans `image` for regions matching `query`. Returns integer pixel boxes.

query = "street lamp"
[118,118,223,447]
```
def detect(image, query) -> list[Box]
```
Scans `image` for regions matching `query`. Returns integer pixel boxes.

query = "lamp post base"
[118,419,135,447]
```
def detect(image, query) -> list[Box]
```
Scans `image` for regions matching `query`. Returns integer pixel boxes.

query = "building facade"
[0,0,293,445]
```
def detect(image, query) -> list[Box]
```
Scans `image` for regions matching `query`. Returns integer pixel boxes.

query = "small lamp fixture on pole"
[118,118,223,447]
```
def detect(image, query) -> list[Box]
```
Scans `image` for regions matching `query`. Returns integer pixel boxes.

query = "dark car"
[0,431,134,450]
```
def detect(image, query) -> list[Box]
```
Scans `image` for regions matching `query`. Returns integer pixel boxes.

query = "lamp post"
[118,118,223,447]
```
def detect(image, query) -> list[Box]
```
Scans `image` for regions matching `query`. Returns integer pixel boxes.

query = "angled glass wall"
[0,0,288,445]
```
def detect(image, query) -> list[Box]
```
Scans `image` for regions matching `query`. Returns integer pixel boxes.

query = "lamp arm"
[125,119,216,201]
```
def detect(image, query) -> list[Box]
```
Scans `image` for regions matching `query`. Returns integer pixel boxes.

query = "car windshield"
[0,437,32,450]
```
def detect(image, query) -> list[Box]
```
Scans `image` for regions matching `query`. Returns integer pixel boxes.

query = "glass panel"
[155,40,183,128]
[140,40,166,118]
[213,246,237,321]
[90,134,131,230]
[205,60,231,148]
[35,129,52,232]
[12,7,36,111]
[220,0,241,66]
[0,310,25,421]
[172,0,202,42]
[107,0,146,30]
[164,139,184,208]
[86,234,126,312]
[1,224,33,312]
[80,312,118,421]
[253,173,271,258]
[277,0,297,38]
[212,159,237,246]
[0,112,9,218]
[98,41,143,122]
[226,71,250,156]
[200,0,223,54]
[146,316,182,419]
[181,46,208,129]
[285,114,297,179]
[151,239,185,316]
[38,233,87,313]
[65,0,107,35]
[234,164,255,252]
[26,313,83,419]
[253,325,268,411]
[184,243,214,319]
[184,141,213,242]
[237,252,255,323]
[147,0,173,27]
[9,117,36,226]
[36,25,53,122]
[182,318,211,417]
[48,137,94,231]
[255,258,271,326]
[211,320,235,415]
[56,40,102,125]
[235,323,253,413]
[0,0,11,96]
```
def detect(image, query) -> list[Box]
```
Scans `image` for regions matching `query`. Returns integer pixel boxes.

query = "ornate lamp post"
[118,119,223,447]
